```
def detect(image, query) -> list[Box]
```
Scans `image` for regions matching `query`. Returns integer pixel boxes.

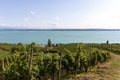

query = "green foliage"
[84,43,120,54]
[48,39,52,47]
[2,46,29,80]
[62,51,75,74]
[0,43,111,80]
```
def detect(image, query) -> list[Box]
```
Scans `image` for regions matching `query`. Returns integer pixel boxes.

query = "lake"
[0,31,120,44]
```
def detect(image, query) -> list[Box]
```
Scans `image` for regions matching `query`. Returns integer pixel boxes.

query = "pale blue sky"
[0,0,120,29]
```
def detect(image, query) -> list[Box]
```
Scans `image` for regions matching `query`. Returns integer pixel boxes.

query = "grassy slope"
[72,53,120,80]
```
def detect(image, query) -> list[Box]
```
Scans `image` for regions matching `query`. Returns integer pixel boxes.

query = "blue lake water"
[0,31,120,44]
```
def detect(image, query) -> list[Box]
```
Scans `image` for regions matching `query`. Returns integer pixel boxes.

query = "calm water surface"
[0,31,120,44]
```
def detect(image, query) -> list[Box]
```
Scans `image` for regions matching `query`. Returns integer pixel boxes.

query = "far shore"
[1,28,120,31]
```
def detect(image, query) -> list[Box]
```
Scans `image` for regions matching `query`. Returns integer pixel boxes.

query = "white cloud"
[73,0,120,29]
[54,16,60,20]
[0,16,4,19]
[24,17,30,22]
[30,10,35,15]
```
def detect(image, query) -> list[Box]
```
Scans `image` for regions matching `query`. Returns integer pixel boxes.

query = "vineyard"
[1,42,120,80]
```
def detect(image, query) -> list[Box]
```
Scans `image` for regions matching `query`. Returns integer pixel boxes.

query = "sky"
[0,0,120,29]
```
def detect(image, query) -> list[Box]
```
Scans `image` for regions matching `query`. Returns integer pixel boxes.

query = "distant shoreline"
[1,29,120,31]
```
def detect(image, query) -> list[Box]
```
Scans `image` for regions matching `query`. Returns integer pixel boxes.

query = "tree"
[48,39,52,47]
[106,40,109,45]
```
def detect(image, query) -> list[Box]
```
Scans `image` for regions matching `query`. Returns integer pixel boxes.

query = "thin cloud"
[0,16,4,19]
[50,23,57,26]
[54,16,60,20]
[24,17,30,22]
[30,10,35,15]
